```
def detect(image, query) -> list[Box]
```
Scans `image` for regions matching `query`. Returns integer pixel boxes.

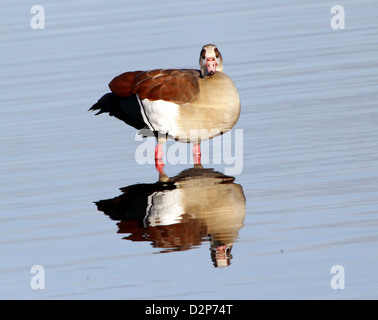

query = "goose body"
[90,44,240,179]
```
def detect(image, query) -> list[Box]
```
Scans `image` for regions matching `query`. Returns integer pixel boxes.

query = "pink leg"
[155,143,165,175]
[193,143,201,165]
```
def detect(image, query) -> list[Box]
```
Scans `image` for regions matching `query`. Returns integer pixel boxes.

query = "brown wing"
[109,69,201,104]
[108,70,144,97]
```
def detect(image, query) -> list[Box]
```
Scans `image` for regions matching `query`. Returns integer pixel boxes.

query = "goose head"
[199,44,223,77]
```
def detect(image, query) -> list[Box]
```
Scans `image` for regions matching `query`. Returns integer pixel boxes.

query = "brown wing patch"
[108,70,144,97]
[109,69,201,104]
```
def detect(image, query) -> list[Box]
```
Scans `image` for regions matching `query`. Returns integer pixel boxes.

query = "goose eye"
[214,48,220,58]
[201,49,206,59]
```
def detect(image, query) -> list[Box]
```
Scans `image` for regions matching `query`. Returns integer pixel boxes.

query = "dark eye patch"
[214,48,220,58]
[201,49,206,59]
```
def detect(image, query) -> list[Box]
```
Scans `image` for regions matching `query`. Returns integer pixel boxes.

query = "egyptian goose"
[90,44,240,179]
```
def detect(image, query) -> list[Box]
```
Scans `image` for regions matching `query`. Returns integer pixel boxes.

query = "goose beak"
[206,58,217,75]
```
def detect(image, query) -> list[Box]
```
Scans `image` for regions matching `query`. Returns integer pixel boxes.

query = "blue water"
[1,0,378,299]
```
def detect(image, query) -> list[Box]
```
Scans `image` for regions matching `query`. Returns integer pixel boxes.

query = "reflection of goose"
[94,168,245,268]
[89,44,240,179]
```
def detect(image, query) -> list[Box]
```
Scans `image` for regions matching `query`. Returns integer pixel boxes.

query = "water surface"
[1,0,378,299]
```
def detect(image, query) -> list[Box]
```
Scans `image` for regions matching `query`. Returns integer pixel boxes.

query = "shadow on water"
[93,168,246,268]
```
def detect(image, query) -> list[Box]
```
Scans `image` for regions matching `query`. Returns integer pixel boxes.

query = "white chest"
[138,95,181,136]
